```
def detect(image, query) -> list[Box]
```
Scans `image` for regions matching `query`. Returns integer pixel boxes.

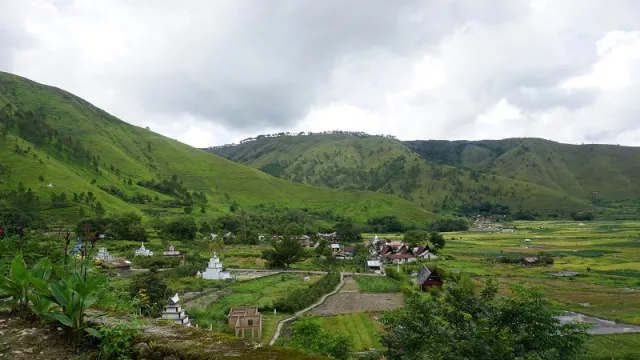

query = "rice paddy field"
[360,220,640,357]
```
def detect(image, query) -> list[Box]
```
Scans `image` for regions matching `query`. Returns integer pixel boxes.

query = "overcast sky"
[2,0,640,147]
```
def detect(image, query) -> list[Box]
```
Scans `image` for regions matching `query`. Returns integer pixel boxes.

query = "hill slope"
[207,133,590,214]
[0,72,432,226]
[406,138,640,204]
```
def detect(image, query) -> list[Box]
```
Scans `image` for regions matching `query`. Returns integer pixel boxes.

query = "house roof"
[367,260,382,267]
[330,244,341,249]
[388,253,413,260]
[522,257,539,263]
[344,246,354,253]
[388,241,404,247]
[416,265,441,285]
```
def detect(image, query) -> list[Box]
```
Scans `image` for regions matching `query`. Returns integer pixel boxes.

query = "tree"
[128,270,172,317]
[163,217,197,241]
[428,231,445,250]
[335,221,361,242]
[200,205,206,214]
[404,230,428,247]
[262,237,305,269]
[94,201,106,217]
[380,279,588,360]
[199,220,212,234]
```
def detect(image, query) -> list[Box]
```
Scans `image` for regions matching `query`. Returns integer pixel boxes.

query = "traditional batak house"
[416,264,443,290]
[228,307,262,339]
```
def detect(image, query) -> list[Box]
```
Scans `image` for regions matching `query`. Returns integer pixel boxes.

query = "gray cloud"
[2,0,640,146]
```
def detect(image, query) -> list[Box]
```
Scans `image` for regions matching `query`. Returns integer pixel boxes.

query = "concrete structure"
[161,293,190,326]
[134,242,153,257]
[69,238,83,256]
[367,260,382,274]
[94,247,115,261]
[163,245,182,258]
[228,307,262,339]
[202,251,233,280]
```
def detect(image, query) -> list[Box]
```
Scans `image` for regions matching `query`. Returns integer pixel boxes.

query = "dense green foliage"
[380,278,588,360]
[271,272,340,312]
[408,138,640,207]
[75,212,147,241]
[278,315,353,360]
[262,237,306,269]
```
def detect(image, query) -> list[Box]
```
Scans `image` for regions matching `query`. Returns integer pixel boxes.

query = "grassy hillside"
[407,138,640,204]
[0,72,432,227]
[207,133,590,214]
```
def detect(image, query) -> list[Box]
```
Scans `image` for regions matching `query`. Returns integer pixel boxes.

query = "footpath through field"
[268,273,346,345]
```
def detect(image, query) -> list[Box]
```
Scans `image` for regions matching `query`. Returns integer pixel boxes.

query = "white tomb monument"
[161,293,190,326]
[134,242,153,257]
[94,247,115,261]
[202,251,233,280]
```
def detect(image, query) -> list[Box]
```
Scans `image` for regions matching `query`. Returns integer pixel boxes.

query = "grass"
[353,276,401,293]
[316,313,384,351]
[585,333,640,359]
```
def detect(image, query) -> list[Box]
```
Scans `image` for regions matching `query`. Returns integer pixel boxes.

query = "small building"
[210,233,218,240]
[416,265,443,290]
[163,245,183,258]
[228,307,262,339]
[195,270,203,278]
[387,253,417,264]
[317,232,338,242]
[134,242,153,257]
[418,250,439,260]
[202,251,233,280]
[367,260,382,274]
[330,243,341,254]
[94,247,115,261]
[521,257,539,266]
[161,293,191,326]
[343,246,355,256]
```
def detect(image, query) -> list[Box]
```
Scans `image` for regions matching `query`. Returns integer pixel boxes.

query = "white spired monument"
[161,293,190,326]
[202,251,233,280]
[134,242,153,257]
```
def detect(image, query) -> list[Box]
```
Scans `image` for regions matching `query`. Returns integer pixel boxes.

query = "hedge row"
[269,272,340,313]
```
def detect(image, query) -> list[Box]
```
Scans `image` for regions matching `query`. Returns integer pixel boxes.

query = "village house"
[343,246,355,256]
[134,242,153,257]
[387,253,417,264]
[317,232,338,242]
[228,307,262,339]
[330,243,341,254]
[416,264,443,290]
[521,257,539,266]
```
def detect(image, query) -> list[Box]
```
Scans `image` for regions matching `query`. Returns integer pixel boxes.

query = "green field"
[585,333,640,359]
[353,276,401,293]
[185,273,320,337]
[316,313,384,351]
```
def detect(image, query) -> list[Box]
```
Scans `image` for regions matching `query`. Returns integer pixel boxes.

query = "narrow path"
[269,273,346,345]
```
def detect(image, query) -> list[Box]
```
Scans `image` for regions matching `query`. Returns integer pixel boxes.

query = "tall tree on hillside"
[404,230,429,247]
[262,236,305,269]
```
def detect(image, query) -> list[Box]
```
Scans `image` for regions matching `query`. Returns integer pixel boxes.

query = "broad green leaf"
[10,254,29,283]
[84,327,102,338]
[49,282,70,306]
[46,312,73,327]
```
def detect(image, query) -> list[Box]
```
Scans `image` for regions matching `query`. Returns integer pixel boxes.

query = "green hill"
[0,72,432,227]
[207,133,590,215]
[406,138,640,204]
